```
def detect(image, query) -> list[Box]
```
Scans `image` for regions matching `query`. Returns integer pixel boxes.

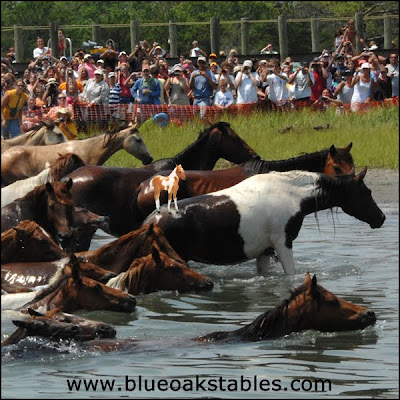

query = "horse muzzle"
[359,310,376,327]
[370,212,386,229]
[116,294,137,313]
[142,155,154,165]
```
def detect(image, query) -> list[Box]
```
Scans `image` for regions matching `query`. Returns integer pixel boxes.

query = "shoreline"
[363,168,399,204]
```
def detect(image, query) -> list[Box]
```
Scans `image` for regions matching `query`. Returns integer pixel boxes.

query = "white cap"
[369,45,378,51]
[361,62,370,69]
[84,54,92,60]
[60,56,67,61]
[119,51,127,57]
[97,59,104,63]
[94,69,104,75]
[243,60,253,68]
[197,56,207,63]
[108,72,116,77]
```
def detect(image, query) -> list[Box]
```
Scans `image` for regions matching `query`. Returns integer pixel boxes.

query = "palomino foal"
[149,165,186,214]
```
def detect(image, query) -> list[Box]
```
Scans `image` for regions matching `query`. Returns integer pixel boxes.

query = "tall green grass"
[97,105,399,170]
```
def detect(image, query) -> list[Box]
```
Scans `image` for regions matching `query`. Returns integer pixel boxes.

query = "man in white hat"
[235,60,260,105]
[189,56,217,111]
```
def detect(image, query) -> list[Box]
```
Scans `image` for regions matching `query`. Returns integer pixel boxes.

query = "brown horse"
[65,121,260,236]
[197,273,377,342]
[1,220,67,264]
[1,180,76,251]
[1,119,67,154]
[106,246,213,295]
[136,143,355,220]
[75,223,187,274]
[2,308,116,346]
[12,254,136,314]
[2,256,116,292]
[1,152,85,207]
[1,124,153,185]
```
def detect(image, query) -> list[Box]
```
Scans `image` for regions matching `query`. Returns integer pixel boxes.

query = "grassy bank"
[100,105,398,170]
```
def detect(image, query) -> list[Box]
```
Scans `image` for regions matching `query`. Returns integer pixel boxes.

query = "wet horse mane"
[49,153,86,182]
[2,220,41,245]
[241,147,354,176]
[25,182,75,209]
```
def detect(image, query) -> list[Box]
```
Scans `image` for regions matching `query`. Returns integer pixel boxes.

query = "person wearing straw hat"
[56,107,77,140]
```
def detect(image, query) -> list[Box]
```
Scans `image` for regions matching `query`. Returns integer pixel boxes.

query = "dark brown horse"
[136,143,355,220]
[65,121,260,236]
[1,180,75,251]
[106,246,213,295]
[75,223,188,275]
[1,220,67,264]
[13,254,136,314]
[2,308,116,346]
[197,273,377,342]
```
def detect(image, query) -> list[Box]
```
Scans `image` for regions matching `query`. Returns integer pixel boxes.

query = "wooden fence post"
[210,17,220,56]
[169,20,178,57]
[384,13,392,50]
[278,15,288,61]
[49,21,58,58]
[311,17,320,53]
[355,11,364,54]
[130,19,140,53]
[14,25,24,62]
[241,17,249,55]
[92,22,100,45]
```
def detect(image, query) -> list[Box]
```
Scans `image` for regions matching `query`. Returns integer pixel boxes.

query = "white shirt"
[33,47,49,59]
[235,72,260,104]
[292,71,315,99]
[266,72,289,103]
[214,90,234,107]
[386,63,399,97]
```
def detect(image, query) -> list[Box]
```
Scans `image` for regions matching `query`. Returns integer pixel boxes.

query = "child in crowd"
[214,80,234,109]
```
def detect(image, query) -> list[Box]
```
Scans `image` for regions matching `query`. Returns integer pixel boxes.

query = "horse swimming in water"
[143,168,385,275]
[149,165,186,214]
[197,273,377,342]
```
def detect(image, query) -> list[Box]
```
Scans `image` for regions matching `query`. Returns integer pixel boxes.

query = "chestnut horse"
[197,273,376,342]
[1,124,153,185]
[2,254,136,314]
[106,246,213,295]
[149,164,186,213]
[64,121,260,236]
[75,223,188,275]
[1,180,76,251]
[2,152,85,207]
[1,120,67,154]
[2,308,116,346]
[143,169,385,275]
[137,143,355,220]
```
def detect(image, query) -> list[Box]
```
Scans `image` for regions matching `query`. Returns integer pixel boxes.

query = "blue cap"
[153,113,169,127]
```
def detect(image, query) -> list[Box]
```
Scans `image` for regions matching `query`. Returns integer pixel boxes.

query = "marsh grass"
[79,105,398,170]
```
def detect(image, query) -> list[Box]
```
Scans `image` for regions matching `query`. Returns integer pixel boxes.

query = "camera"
[59,118,64,122]
[115,67,121,71]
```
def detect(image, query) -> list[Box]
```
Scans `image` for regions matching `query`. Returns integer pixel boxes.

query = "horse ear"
[28,308,44,317]
[69,254,82,285]
[148,223,154,235]
[329,145,337,157]
[311,275,317,290]
[344,142,353,152]
[64,178,73,190]
[12,320,27,328]
[151,245,161,263]
[304,272,312,285]
[354,167,367,182]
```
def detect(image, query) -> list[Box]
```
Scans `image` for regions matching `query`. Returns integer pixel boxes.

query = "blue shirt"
[190,69,217,98]
[130,77,161,105]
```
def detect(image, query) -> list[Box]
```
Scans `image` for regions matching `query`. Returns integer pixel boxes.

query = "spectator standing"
[189,56,217,108]
[79,54,97,79]
[215,62,236,98]
[189,41,207,58]
[117,63,135,104]
[100,43,119,71]
[130,64,161,105]
[33,37,50,59]
[235,60,260,106]
[350,63,374,112]
[150,65,165,105]
[43,78,60,108]
[21,95,42,132]
[386,53,398,97]
[342,19,366,53]
[214,80,234,109]
[107,71,122,120]
[1,79,29,138]
[288,61,315,107]
[164,65,190,105]
[372,66,392,101]
[334,69,354,105]
[128,43,150,72]
[310,59,329,102]
[265,61,290,110]
[260,43,278,54]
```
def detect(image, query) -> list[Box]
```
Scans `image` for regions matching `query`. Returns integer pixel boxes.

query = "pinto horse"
[2,308,116,346]
[197,273,376,342]
[1,180,76,251]
[2,254,136,314]
[1,120,67,154]
[1,124,153,185]
[136,143,355,220]
[150,164,186,213]
[143,168,385,275]
[1,152,85,207]
[106,245,213,295]
[64,121,260,236]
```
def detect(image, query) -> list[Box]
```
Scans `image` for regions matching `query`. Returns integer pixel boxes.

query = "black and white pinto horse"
[143,169,385,275]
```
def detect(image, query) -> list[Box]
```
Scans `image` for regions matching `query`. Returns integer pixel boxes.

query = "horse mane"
[26,119,57,139]
[102,127,120,148]
[49,153,86,182]
[1,220,39,244]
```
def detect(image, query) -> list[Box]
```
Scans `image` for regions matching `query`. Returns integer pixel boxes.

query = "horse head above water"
[197,273,376,342]
[106,245,213,295]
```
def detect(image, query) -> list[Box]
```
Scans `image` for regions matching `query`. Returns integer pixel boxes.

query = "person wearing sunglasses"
[1,79,29,138]
[386,53,398,97]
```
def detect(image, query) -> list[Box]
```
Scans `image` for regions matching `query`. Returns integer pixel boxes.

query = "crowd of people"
[1,21,399,139]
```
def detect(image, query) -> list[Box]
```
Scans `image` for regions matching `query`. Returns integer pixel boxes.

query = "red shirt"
[310,70,326,101]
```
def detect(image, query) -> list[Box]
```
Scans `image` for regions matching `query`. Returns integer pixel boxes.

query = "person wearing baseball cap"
[189,55,217,115]
[350,61,374,112]
[79,53,97,78]
[235,60,260,106]
[130,63,161,105]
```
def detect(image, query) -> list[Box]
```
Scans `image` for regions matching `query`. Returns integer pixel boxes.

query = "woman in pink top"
[78,54,97,79]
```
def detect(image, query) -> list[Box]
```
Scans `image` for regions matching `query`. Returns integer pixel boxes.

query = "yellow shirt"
[59,120,78,140]
[2,89,29,120]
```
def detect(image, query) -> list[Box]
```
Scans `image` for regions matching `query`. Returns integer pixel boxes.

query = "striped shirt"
[109,84,122,104]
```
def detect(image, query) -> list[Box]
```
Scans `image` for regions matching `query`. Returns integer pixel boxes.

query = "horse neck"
[243,151,328,176]
[36,168,52,184]
[87,132,126,165]
[5,131,32,146]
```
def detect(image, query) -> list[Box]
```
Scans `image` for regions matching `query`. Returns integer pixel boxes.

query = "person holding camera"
[288,61,315,108]
[42,77,60,108]
[1,79,28,138]
[189,56,217,108]
[99,43,119,71]
[334,69,354,105]
[235,60,260,106]
[165,65,190,106]
[349,63,374,112]
[310,58,330,102]
[312,88,343,112]
[265,61,290,111]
